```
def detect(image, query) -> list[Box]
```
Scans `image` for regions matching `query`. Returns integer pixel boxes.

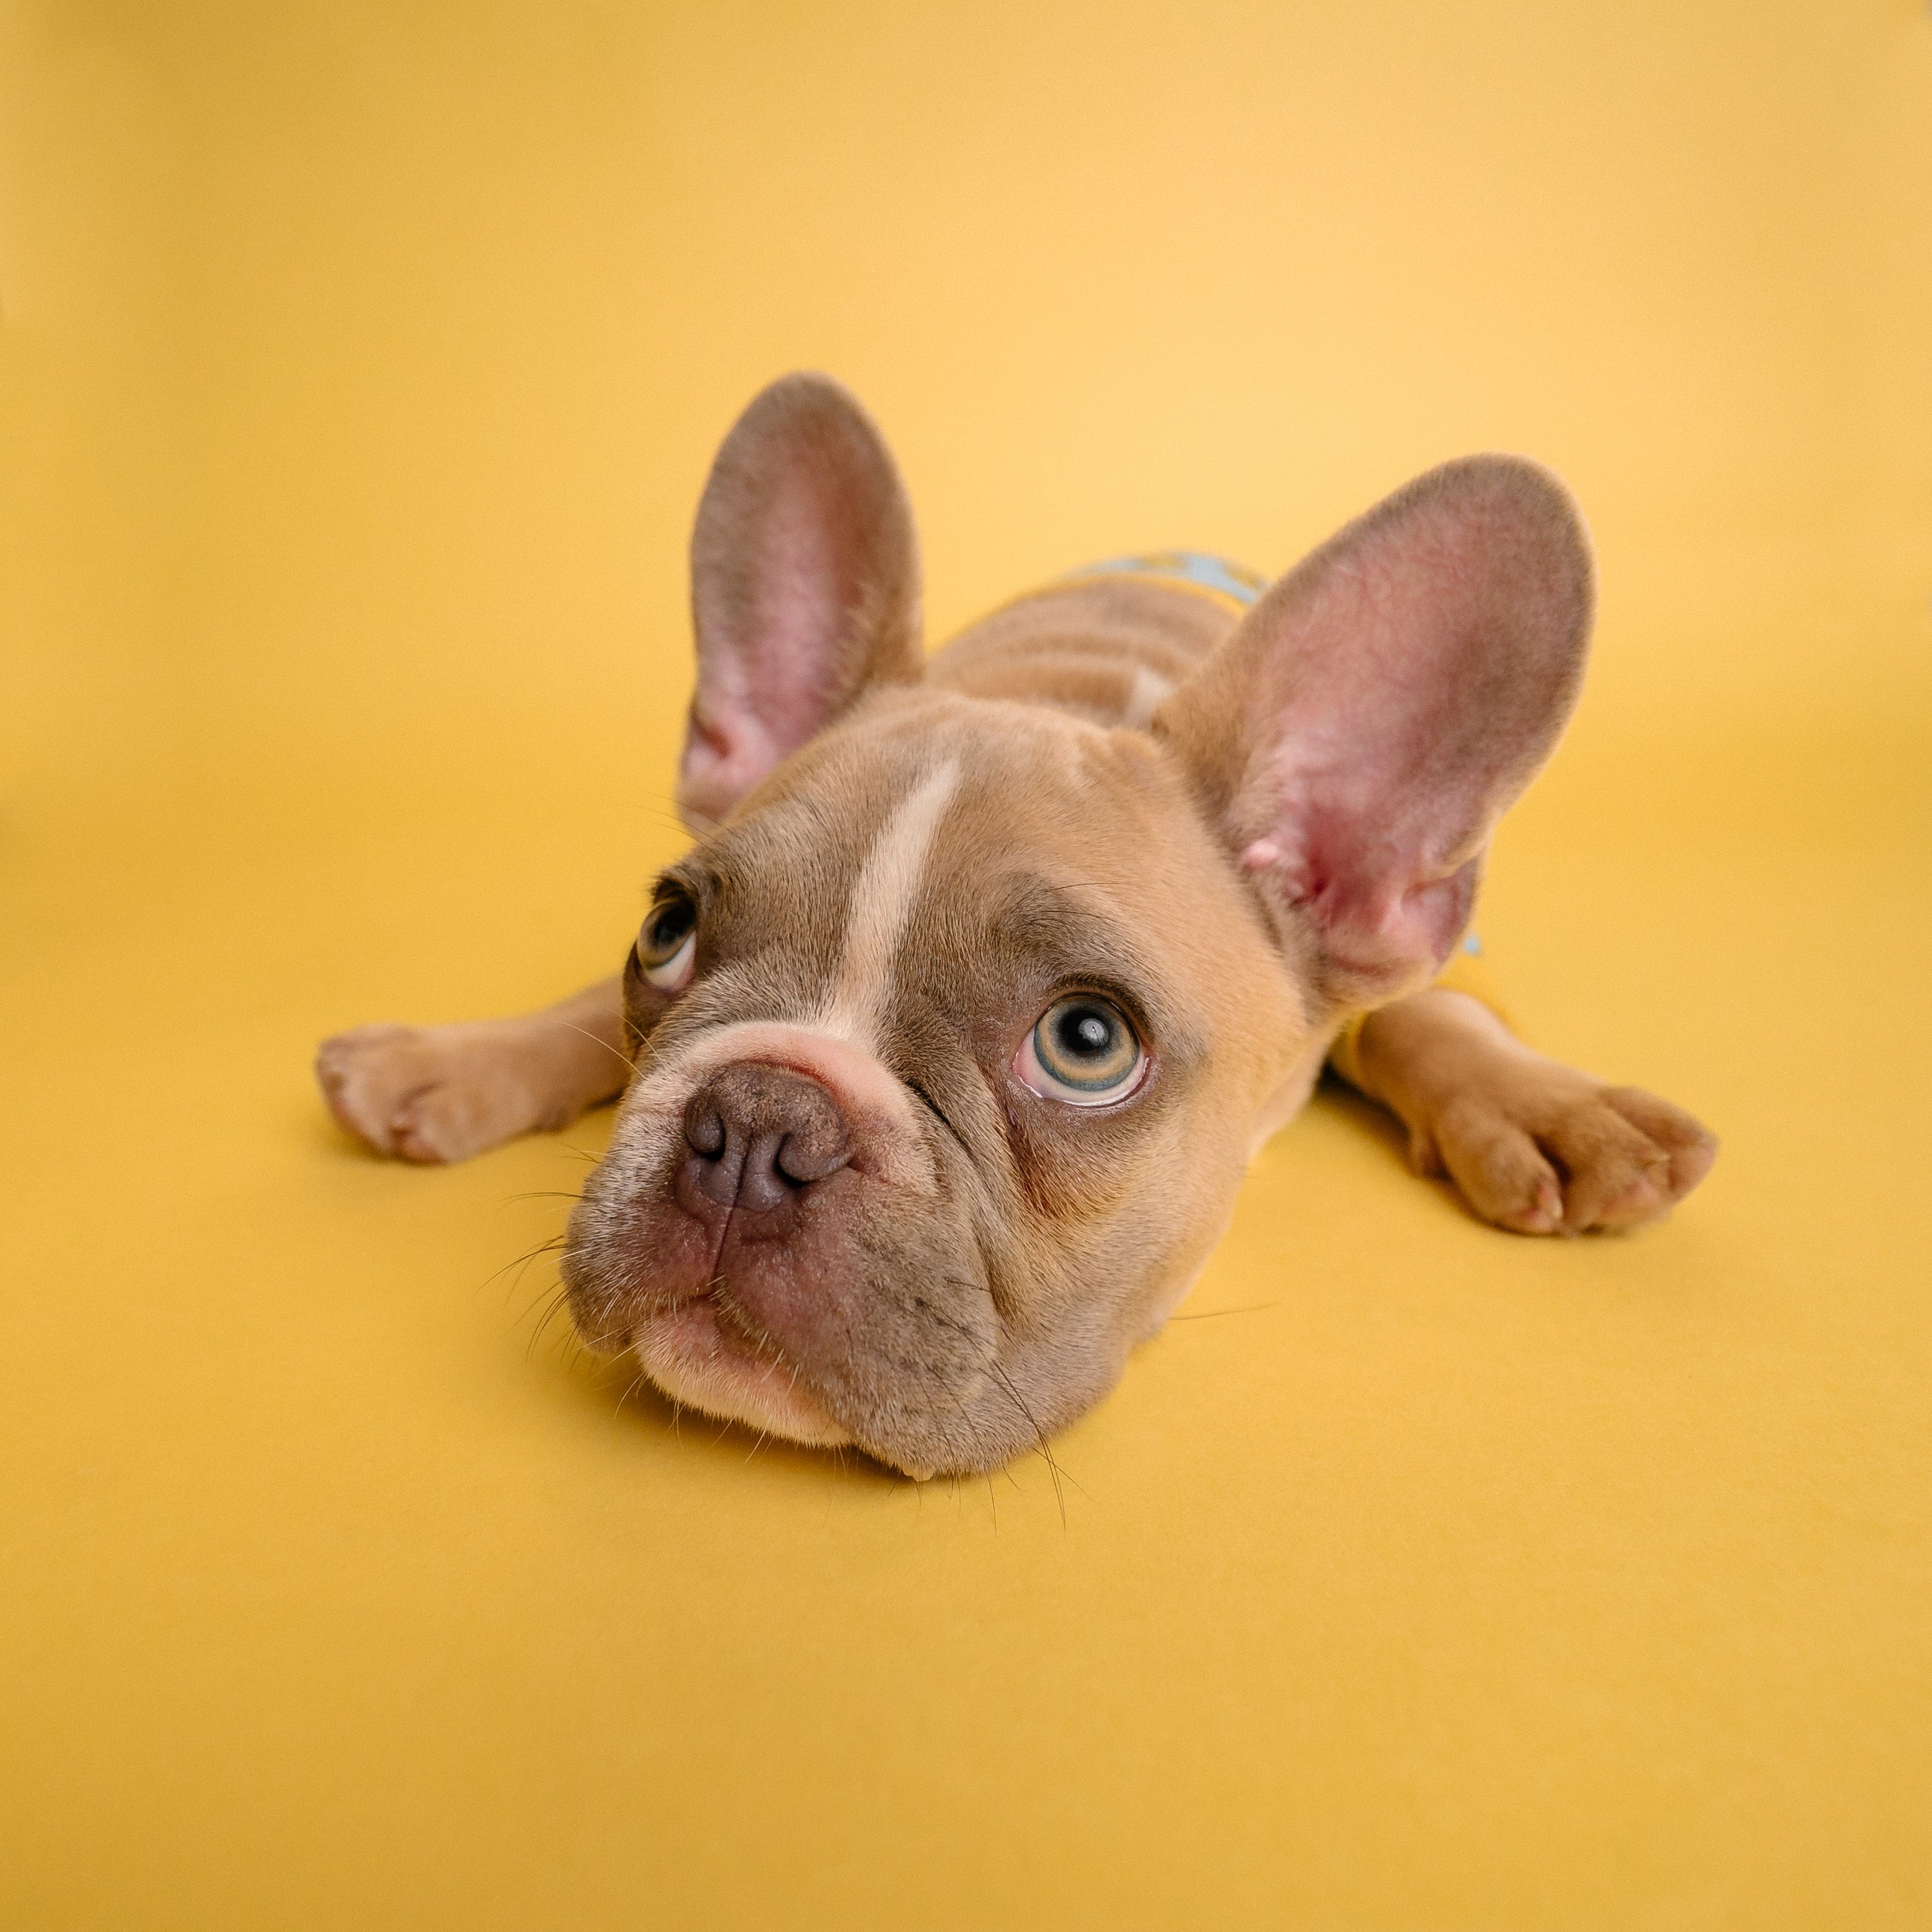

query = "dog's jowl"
[317,373,1716,1478]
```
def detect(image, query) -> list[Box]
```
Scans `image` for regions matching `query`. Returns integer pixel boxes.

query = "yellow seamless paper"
[3,4,1928,1928]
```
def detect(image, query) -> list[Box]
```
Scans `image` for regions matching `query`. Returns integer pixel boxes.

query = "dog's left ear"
[1154,456,1593,1008]
[678,372,923,827]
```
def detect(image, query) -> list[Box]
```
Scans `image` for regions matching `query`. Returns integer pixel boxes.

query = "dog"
[317,372,1717,1480]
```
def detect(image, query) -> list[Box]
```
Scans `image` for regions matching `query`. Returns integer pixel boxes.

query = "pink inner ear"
[682,483,851,823]
[1182,456,1591,1003]
[741,480,858,744]
[678,375,920,828]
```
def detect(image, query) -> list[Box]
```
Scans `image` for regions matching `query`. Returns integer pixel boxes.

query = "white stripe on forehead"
[817,757,961,1051]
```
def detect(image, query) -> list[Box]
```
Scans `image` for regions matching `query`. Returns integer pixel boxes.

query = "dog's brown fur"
[317,373,1716,1477]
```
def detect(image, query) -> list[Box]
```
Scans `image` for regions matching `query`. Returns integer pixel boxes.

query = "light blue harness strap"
[1066,549,1270,609]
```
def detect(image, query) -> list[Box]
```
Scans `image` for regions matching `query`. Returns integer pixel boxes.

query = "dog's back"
[929,554,1259,729]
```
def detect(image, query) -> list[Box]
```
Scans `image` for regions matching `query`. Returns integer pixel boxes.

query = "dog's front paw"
[1417,1066,1717,1236]
[316,1023,546,1164]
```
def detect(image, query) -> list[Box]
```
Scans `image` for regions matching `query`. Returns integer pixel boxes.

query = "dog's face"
[565,687,1314,1475]
[563,375,1591,1476]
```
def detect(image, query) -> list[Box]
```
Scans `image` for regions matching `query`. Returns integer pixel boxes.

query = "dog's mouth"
[630,1294,853,1450]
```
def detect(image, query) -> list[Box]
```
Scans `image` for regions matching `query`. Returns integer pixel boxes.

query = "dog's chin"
[632,1298,855,1452]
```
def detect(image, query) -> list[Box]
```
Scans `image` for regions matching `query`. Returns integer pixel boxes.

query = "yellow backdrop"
[4,3,1928,1925]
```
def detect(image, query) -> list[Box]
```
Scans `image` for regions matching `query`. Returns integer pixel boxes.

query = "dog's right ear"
[677,373,923,828]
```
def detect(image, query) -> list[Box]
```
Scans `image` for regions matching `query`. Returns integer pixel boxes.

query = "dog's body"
[318,375,1716,1478]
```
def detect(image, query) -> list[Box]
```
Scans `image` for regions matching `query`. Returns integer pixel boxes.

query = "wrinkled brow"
[980,873,1184,1040]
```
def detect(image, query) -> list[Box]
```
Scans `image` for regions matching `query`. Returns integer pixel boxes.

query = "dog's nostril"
[683,1096,727,1158]
[775,1128,848,1186]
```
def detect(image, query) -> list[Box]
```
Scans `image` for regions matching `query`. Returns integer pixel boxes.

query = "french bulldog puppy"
[317,374,1716,1478]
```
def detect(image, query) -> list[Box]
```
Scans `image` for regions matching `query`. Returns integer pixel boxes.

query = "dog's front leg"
[1335,989,1717,1234]
[316,978,630,1163]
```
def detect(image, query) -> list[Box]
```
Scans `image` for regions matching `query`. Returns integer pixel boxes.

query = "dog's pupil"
[1060,1008,1111,1058]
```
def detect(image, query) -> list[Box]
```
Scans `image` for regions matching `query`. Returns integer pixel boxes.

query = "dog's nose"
[678,1064,852,1223]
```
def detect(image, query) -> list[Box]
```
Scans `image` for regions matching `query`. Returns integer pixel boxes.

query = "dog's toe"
[388,1077,510,1165]
[1429,1100,1565,1234]
[1538,1095,1675,1231]
[1599,1086,1720,1201]
[317,1026,418,1156]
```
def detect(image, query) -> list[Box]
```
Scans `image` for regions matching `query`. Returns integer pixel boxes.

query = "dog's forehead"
[708,697,1185,969]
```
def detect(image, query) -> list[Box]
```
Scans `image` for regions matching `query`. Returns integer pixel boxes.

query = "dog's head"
[563,375,1592,1476]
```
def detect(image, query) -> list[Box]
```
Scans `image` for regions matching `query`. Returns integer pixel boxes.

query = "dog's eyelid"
[642,869,727,951]
[1043,976,1154,1044]
[649,864,710,907]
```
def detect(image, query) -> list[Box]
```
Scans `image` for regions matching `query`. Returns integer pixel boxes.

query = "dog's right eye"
[635,893,698,993]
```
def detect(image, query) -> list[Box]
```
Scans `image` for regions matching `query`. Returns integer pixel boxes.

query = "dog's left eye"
[1014,995,1147,1107]
[635,892,697,993]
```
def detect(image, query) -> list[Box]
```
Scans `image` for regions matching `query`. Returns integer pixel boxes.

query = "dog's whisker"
[553,1019,640,1079]
[1166,1301,1277,1321]
[485,1233,570,1302]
